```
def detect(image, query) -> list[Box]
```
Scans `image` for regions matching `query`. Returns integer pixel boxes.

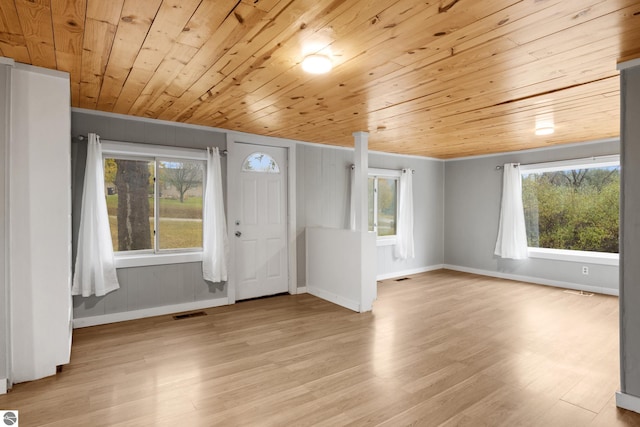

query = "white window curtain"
[72,133,120,297]
[202,147,229,282]
[349,166,356,230]
[494,163,528,259]
[394,169,415,260]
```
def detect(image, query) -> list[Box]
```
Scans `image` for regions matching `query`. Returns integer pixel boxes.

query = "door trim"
[226,132,297,303]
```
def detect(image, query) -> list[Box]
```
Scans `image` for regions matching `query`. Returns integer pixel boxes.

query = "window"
[242,152,280,173]
[368,169,399,239]
[520,156,619,262]
[102,142,207,265]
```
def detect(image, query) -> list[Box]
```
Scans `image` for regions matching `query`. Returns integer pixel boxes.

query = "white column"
[353,131,369,232]
[0,57,14,393]
[617,57,640,414]
[9,63,72,383]
[352,131,376,312]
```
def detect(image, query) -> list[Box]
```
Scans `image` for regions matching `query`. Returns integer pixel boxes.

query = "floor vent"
[395,277,411,282]
[563,289,594,297]
[173,311,207,320]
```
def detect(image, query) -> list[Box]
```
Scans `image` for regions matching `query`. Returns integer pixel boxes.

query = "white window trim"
[102,140,207,268]
[520,155,619,174]
[102,140,207,160]
[376,235,397,246]
[114,252,204,268]
[521,155,620,263]
[369,168,401,246]
[527,248,618,266]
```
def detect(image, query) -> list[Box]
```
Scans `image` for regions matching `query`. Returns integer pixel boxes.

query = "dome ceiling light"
[301,54,332,74]
[535,125,555,136]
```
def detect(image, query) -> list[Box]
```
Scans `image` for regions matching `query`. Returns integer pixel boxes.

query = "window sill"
[114,252,203,268]
[377,236,397,247]
[527,247,618,266]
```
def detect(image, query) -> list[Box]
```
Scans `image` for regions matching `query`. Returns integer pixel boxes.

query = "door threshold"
[237,292,290,303]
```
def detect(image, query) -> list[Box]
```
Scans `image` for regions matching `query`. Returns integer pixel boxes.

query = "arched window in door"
[241,152,281,173]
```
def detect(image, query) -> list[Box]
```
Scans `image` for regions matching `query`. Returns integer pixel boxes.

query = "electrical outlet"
[582,266,589,275]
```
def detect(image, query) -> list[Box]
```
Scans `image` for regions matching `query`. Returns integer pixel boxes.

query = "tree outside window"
[522,165,619,254]
[104,157,204,253]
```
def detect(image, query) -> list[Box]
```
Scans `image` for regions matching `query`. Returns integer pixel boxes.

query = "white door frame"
[226,132,297,303]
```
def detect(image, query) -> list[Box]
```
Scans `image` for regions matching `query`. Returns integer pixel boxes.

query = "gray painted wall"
[72,108,618,323]
[0,64,10,381]
[295,144,445,286]
[444,139,620,293]
[72,110,227,319]
[620,64,640,397]
[369,152,445,277]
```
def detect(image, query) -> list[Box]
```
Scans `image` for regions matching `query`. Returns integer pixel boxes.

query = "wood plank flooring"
[2,269,640,426]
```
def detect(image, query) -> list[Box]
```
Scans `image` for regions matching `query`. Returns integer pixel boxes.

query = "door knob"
[235,231,242,237]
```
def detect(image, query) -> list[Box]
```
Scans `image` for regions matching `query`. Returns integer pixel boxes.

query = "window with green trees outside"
[368,174,398,237]
[104,157,205,253]
[521,158,619,254]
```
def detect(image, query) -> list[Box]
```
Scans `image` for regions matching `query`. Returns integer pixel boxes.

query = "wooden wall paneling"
[272,0,512,113]
[111,0,203,114]
[85,0,124,27]
[79,18,118,109]
[96,0,163,111]
[175,0,237,49]
[155,0,262,97]
[213,0,509,136]
[506,0,638,47]
[128,42,199,117]
[203,0,433,128]
[0,0,636,157]
[154,0,327,123]
[51,0,86,105]
[426,81,618,137]
[176,0,408,127]
[369,70,617,135]
[280,36,621,150]
[0,0,31,63]
[187,1,444,131]
[131,1,266,117]
[251,0,285,13]
[526,7,640,61]
[292,0,556,115]
[79,0,124,109]
[13,0,56,68]
[125,0,244,116]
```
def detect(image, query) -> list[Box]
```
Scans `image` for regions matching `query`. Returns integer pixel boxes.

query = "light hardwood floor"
[2,270,640,426]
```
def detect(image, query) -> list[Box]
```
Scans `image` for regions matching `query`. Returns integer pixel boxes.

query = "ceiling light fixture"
[535,125,555,136]
[302,54,332,74]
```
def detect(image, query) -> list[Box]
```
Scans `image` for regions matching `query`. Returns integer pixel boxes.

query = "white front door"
[231,143,288,300]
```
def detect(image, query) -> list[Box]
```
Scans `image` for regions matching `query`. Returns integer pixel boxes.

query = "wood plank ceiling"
[0,0,638,158]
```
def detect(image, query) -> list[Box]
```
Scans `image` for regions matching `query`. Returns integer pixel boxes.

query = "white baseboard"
[296,286,307,294]
[443,264,619,296]
[73,297,229,328]
[0,378,6,394]
[376,264,444,281]
[616,391,640,414]
[307,286,360,312]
